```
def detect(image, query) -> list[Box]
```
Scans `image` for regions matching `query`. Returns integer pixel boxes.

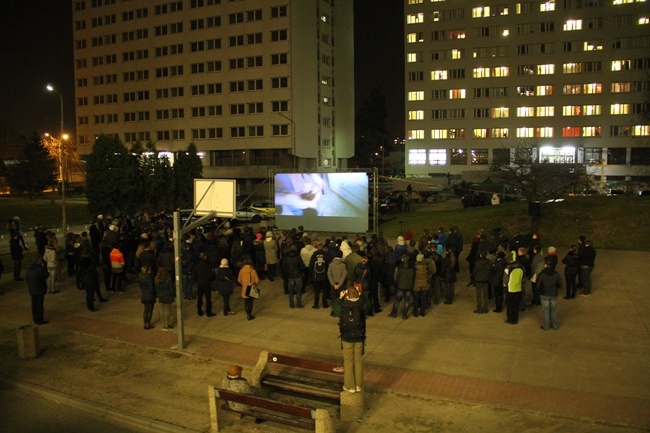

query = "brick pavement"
[1,246,649,429]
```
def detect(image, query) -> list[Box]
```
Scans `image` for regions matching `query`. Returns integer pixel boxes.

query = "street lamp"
[46,84,67,236]
[380,145,385,177]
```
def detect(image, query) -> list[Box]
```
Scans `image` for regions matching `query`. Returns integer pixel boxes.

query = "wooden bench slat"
[268,353,344,375]
[262,375,341,400]
[219,404,315,431]
[215,388,314,419]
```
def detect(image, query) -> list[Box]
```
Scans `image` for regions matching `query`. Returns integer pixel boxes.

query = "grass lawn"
[0,195,92,233]
[379,196,650,251]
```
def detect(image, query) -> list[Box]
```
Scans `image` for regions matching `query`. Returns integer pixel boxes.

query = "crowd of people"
[9,208,597,336]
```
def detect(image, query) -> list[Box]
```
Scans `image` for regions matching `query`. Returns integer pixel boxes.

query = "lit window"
[473,128,489,138]
[493,66,509,77]
[563,105,581,116]
[408,130,424,140]
[537,64,555,75]
[407,13,424,24]
[491,128,508,138]
[563,20,582,31]
[431,129,447,139]
[562,126,581,137]
[539,147,575,164]
[583,41,602,51]
[502,29,509,36]
[633,125,650,136]
[611,104,630,115]
[472,7,490,18]
[431,70,448,80]
[491,107,509,118]
[582,105,601,116]
[407,52,422,63]
[611,82,631,93]
[451,49,462,59]
[429,149,447,165]
[536,106,554,117]
[564,84,581,95]
[517,127,534,137]
[540,1,555,12]
[536,127,554,137]
[407,32,424,43]
[409,110,424,120]
[582,126,601,137]
[408,91,424,101]
[584,83,602,94]
[611,60,631,71]
[471,149,489,165]
[517,107,535,117]
[563,63,582,74]
[640,17,649,25]
[408,149,427,165]
[536,85,553,96]
[450,148,467,165]
[449,89,466,99]
[473,67,490,78]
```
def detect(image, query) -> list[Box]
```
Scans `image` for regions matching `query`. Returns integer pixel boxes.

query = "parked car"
[638,190,650,196]
[177,206,269,231]
[249,201,276,218]
[607,189,625,196]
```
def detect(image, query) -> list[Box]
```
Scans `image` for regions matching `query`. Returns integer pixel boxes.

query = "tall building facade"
[72,0,354,191]
[404,0,649,187]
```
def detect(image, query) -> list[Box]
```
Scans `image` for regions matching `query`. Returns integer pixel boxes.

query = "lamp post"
[46,84,67,236]
[380,145,385,177]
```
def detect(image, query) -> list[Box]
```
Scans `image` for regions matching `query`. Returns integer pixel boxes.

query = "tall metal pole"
[47,84,67,236]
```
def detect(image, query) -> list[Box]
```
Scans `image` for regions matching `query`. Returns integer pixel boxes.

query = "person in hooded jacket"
[491,251,508,313]
[263,231,279,281]
[139,266,156,330]
[155,267,174,330]
[562,245,579,299]
[537,256,562,331]
[79,251,103,312]
[214,258,236,316]
[390,254,414,319]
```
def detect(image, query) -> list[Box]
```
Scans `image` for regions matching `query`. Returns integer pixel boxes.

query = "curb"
[0,378,200,433]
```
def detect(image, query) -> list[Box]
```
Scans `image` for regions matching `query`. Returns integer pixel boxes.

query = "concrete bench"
[208,386,334,433]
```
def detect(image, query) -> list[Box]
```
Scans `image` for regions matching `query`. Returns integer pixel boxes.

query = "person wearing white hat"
[263,231,279,282]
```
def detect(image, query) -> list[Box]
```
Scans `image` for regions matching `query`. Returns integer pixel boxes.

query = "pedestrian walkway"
[0,248,648,429]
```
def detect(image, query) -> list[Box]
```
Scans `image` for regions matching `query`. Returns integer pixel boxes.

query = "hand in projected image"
[276,174,324,210]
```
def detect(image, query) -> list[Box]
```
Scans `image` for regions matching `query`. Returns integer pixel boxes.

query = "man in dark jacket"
[283,244,305,308]
[193,252,215,317]
[578,240,597,297]
[309,242,330,309]
[537,256,562,330]
[472,250,493,314]
[27,256,49,325]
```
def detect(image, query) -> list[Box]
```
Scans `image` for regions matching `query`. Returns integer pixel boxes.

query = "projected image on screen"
[274,172,369,233]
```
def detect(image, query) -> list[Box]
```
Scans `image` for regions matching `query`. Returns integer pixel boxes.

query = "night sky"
[0,0,404,142]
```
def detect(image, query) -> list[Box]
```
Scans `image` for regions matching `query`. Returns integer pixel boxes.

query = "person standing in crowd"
[310,242,330,309]
[537,256,562,331]
[491,251,508,313]
[327,250,347,315]
[155,267,174,331]
[390,253,414,319]
[529,245,544,307]
[43,239,60,294]
[562,245,579,299]
[367,246,384,314]
[215,259,236,316]
[139,266,156,330]
[382,245,399,303]
[193,252,215,317]
[109,243,125,293]
[412,253,431,317]
[78,251,102,312]
[505,252,524,325]
[10,233,24,281]
[283,243,304,309]
[441,247,457,304]
[263,231,279,282]
[579,240,597,297]
[238,257,260,320]
[181,242,196,300]
[472,250,492,314]
[337,287,366,393]
[26,256,49,325]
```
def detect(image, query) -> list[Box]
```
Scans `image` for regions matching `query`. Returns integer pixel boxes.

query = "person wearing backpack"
[337,287,366,393]
[309,242,330,309]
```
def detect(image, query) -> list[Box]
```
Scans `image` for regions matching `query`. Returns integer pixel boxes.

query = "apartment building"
[72,0,354,191]
[404,0,650,187]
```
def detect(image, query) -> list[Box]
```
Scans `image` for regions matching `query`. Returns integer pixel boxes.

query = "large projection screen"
[274,172,368,233]
[194,179,236,217]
